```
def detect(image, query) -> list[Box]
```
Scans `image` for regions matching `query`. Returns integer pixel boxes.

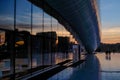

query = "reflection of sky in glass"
[33,9,42,25]
[0,0,14,17]
[16,0,31,31]
[0,0,14,30]
[44,13,51,32]
[32,5,43,34]
[51,17,58,31]
[0,0,71,37]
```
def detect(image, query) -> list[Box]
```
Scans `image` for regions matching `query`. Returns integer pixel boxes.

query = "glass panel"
[44,13,51,32]
[0,0,14,30]
[43,13,52,65]
[62,27,70,37]
[0,0,76,79]
[0,0,14,79]
[32,6,43,35]
[16,0,31,32]
[0,30,11,78]
[15,0,31,73]
[57,23,64,36]
[32,5,43,68]
[52,17,58,32]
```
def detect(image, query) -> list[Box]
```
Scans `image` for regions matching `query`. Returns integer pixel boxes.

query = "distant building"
[36,31,57,53]
[58,36,70,52]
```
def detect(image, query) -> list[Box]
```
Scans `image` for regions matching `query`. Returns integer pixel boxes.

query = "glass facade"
[0,0,78,79]
[0,0,14,30]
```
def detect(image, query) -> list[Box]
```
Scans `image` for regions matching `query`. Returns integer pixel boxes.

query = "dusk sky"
[100,0,120,43]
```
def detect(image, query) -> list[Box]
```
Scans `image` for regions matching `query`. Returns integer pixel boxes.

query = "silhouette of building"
[58,36,70,52]
[36,32,57,53]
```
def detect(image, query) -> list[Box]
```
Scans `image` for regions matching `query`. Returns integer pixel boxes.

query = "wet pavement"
[48,53,120,80]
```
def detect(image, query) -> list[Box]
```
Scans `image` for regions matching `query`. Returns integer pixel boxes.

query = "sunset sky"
[100,0,120,43]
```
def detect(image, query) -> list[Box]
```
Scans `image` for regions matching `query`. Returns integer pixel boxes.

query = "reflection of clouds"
[0,15,14,29]
[52,17,58,24]
[33,13,42,18]
[16,24,31,29]
[16,11,51,25]
[16,14,30,24]
[0,16,14,22]
[33,13,42,25]
[0,25,13,30]
[0,13,69,36]
[0,12,58,25]
[16,24,51,34]
[0,16,14,25]
[17,24,43,30]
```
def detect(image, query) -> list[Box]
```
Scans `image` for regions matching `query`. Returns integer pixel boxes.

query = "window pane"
[15,0,31,73]
[0,0,14,79]
[0,30,11,78]
[32,6,43,35]
[0,0,14,30]
[44,13,51,32]
[16,0,31,32]
[32,5,43,68]
[52,18,58,32]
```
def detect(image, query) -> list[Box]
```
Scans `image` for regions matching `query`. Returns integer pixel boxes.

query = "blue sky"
[100,0,120,43]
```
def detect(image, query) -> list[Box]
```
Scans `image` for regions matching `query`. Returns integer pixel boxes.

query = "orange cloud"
[101,27,120,43]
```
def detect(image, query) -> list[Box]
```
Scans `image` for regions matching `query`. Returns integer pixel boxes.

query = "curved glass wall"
[0,0,14,30]
[0,0,78,79]
[0,0,14,79]
[15,0,31,74]
[44,13,51,32]
[16,0,31,32]
[32,5,43,68]
[32,5,43,35]
[52,17,58,32]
